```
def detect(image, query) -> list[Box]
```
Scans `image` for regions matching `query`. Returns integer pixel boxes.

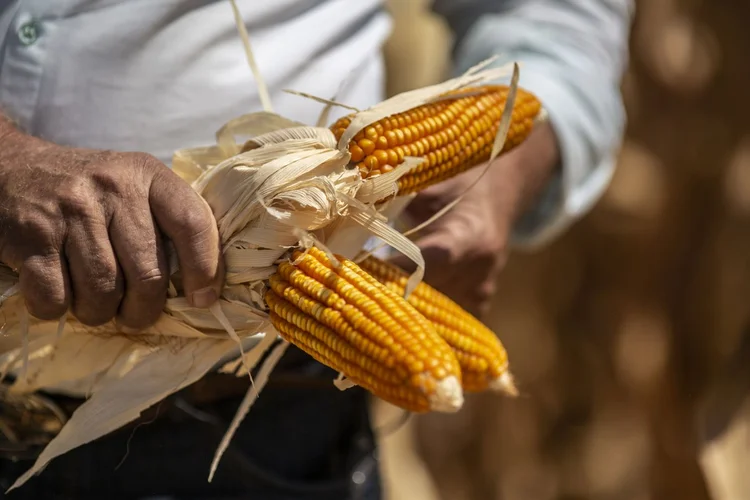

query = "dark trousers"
[0,352,382,499]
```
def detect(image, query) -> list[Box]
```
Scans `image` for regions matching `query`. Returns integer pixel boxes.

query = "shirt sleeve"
[431,0,635,248]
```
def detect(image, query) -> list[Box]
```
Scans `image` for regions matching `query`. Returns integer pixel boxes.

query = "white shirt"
[0,0,633,247]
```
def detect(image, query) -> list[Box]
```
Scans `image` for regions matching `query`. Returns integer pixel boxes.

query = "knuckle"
[130,266,168,295]
[89,274,123,300]
[130,152,166,175]
[21,261,68,320]
[22,251,61,270]
[58,185,97,219]
[89,168,126,195]
[14,213,59,246]
[89,152,162,194]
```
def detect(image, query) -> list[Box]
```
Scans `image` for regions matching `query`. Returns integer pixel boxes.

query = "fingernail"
[191,287,218,308]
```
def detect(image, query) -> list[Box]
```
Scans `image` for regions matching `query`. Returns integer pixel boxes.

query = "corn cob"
[264,246,464,413]
[330,85,542,195]
[358,256,517,396]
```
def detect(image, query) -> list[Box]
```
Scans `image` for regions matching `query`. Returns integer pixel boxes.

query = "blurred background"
[372,1,750,499]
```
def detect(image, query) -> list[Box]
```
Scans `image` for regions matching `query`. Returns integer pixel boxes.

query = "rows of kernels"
[339,257,461,379]
[292,252,426,372]
[265,288,404,385]
[291,249,459,381]
[395,91,541,195]
[332,97,473,177]
[264,247,463,412]
[330,86,541,191]
[359,256,511,392]
[269,274,405,378]
[266,302,431,412]
[277,262,399,352]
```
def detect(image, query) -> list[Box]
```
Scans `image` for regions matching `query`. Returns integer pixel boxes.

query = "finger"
[109,205,169,331]
[389,229,454,284]
[388,212,458,274]
[18,252,70,320]
[402,192,448,227]
[417,235,457,292]
[457,258,500,317]
[389,228,480,311]
[65,219,124,327]
[148,167,223,308]
[389,213,466,273]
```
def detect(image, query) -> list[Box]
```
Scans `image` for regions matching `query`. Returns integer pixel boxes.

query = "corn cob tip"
[429,375,464,412]
[489,371,518,397]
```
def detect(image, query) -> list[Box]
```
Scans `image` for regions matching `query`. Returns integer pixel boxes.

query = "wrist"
[0,114,21,144]
[0,114,51,166]
[492,121,561,220]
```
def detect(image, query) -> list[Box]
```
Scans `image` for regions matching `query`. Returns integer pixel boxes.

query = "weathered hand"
[0,124,224,331]
[392,122,560,318]
[393,167,519,318]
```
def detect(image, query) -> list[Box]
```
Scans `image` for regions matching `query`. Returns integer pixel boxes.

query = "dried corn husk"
[0,1,539,490]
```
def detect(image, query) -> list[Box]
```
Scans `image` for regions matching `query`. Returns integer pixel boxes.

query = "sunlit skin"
[0,114,225,331]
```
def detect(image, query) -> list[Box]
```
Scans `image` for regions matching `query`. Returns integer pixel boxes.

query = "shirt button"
[18,20,41,46]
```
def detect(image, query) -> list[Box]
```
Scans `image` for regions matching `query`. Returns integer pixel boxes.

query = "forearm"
[0,112,47,165]
[497,121,560,217]
[435,0,634,247]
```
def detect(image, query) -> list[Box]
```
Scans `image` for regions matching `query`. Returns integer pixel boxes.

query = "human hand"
[0,123,224,331]
[392,122,560,318]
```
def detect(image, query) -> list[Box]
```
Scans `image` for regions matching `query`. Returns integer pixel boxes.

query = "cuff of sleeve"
[506,67,619,250]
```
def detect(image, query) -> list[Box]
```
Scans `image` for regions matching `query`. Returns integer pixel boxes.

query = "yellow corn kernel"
[359,256,517,395]
[264,247,464,413]
[331,85,541,196]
